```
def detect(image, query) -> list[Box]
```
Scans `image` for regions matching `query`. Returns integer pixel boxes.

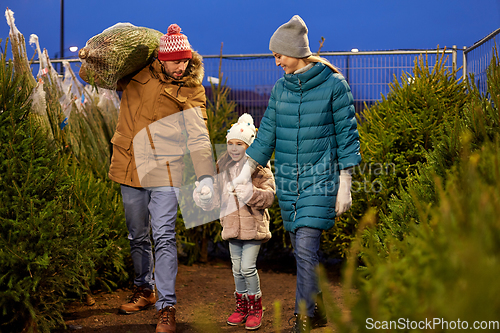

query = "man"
[108,24,214,333]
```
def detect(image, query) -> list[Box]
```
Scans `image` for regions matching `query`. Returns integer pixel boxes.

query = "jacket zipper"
[176,82,184,97]
[293,78,302,222]
[226,166,241,236]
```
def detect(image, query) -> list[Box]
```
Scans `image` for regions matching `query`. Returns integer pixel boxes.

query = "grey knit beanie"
[269,15,312,58]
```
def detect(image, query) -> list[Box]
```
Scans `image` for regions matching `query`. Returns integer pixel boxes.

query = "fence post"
[452,45,457,72]
[463,46,467,81]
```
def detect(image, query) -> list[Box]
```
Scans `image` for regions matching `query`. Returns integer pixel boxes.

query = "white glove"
[227,157,257,192]
[234,182,254,204]
[195,177,214,207]
[335,168,353,216]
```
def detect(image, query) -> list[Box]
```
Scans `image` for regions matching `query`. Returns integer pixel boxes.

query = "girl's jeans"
[289,226,323,318]
[228,239,262,296]
[121,185,179,311]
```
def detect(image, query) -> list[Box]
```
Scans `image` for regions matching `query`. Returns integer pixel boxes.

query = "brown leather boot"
[118,285,156,314]
[156,306,176,333]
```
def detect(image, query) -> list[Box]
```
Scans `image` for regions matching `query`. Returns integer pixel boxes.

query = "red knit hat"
[158,24,192,61]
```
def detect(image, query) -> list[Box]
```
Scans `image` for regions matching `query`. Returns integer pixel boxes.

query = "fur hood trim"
[186,51,204,87]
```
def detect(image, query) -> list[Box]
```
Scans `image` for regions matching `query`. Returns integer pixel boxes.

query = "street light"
[60,0,64,60]
[69,46,78,53]
[60,0,64,73]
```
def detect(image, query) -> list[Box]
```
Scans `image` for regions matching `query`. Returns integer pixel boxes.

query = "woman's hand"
[234,182,254,204]
[335,168,353,216]
[227,158,256,192]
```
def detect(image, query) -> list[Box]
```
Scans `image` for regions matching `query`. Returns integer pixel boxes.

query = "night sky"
[2,0,499,60]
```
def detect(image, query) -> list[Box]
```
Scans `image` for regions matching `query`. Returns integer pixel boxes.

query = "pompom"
[167,24,182,35]
[238,113,254,126]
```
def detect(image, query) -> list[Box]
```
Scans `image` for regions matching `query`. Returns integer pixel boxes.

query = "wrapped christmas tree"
[79,23,163,89]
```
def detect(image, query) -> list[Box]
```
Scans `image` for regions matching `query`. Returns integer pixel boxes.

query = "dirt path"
[58,260,344,332]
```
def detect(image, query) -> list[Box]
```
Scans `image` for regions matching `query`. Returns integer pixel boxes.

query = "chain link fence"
[201,49,458,125]
[44,27,500,125]
[464,28,500,95]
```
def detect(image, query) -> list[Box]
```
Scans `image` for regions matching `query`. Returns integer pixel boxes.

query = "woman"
[232,15,361,333]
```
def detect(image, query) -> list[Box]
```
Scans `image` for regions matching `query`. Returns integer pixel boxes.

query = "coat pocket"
[111,131,133,150]
[110,132,134,178]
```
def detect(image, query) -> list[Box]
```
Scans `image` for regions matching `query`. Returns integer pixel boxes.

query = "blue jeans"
[228,239,262,296]
[289,227,323,317]
[121,185,179,311]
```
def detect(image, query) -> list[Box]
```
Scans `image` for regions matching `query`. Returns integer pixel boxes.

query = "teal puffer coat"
[246,62,361,232]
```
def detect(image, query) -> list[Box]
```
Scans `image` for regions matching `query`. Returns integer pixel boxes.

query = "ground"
[55,258,346,333]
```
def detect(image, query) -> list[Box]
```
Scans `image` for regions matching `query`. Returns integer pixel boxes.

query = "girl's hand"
[227,159,256,192]
[235,182,254,204]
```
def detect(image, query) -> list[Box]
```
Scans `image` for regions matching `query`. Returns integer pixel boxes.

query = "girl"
[194,113,276,330]
[231,15,361,333]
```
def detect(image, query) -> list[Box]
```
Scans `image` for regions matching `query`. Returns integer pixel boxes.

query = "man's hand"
[195,177,214,206]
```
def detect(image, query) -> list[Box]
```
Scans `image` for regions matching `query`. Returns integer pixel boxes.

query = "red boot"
[245,293,263,330]
[227,292,248,325]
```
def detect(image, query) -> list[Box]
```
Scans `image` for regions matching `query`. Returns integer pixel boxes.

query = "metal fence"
[201,49,458,125]
[46,28,500,126]
[464,28,500,95]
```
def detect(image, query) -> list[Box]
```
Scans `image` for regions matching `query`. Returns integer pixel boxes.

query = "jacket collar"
[283,62,331,92]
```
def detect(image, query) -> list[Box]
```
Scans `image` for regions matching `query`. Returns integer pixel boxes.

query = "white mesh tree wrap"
[78,23,163,89]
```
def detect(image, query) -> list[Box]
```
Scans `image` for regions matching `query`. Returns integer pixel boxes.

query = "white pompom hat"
[226,113,257,146]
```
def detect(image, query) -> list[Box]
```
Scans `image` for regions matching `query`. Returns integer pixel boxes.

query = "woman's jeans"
[289,227,323,318]
[228,239,262,296]
[121,185,179,311]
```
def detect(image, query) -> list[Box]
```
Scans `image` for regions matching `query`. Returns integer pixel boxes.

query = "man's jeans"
[289,227,323,318]
[228,239,262,296]
[121,185,179,311]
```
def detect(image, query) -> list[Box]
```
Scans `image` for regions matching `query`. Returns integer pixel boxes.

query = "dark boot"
[245,293,263,330]
[290,314,311,333]
[227,292,248,325]
[311,291,327,328]
[156,306,176,333]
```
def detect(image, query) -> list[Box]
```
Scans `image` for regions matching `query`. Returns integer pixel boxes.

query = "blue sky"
[1,0,499,59]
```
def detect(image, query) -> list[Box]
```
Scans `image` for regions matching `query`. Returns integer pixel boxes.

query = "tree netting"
[78,23,163,90]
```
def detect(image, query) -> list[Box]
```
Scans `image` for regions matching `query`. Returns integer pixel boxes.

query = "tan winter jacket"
[108,52,215,188]
[194,154,276,242]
